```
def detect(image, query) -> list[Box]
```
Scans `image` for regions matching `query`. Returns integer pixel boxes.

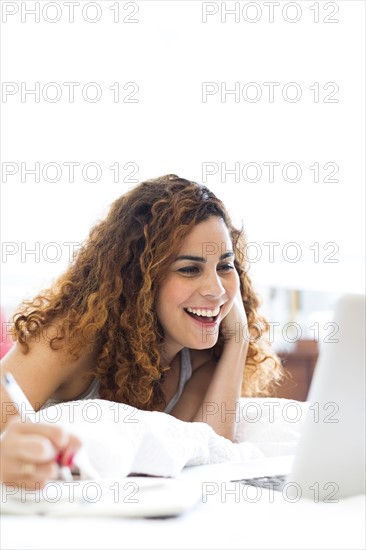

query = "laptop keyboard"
[232,474,288,491]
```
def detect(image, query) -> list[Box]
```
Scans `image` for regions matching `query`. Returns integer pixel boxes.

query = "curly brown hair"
[11,174,284,410]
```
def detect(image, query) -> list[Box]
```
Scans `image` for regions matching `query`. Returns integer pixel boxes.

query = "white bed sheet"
[1,485,364,550]
[1,398,365,549]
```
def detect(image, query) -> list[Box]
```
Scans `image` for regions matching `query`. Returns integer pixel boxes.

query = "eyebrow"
[173,252,235,263]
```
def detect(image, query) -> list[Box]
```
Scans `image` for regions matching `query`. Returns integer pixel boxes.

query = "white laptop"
[283,292,365,498]
[182,293,366,500]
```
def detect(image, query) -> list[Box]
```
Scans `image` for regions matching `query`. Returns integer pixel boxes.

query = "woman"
[0,174,283,487]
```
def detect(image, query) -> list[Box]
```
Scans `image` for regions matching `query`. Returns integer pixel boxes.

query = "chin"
[189,336,218,350]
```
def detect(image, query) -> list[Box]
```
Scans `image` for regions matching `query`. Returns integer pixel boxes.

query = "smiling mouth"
[183,307,221,324]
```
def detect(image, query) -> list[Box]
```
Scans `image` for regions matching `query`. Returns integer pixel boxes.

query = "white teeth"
[186,306,220,317]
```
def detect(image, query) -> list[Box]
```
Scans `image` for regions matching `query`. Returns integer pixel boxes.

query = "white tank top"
[42,348,193,414]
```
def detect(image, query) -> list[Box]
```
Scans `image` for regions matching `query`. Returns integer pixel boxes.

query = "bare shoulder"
[0,320,98,412]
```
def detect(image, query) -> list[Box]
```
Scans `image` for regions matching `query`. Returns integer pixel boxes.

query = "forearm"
[192,340,248,441]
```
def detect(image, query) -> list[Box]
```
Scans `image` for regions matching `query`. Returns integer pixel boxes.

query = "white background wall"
[1,1,365,331]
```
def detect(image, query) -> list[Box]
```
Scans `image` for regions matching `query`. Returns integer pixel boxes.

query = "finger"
[10,421,71,450]
[22,461,60,490]
[2,460,59,490]
[18,459,59,482]
[11,432,81,466]
[4,421,82,470]
[11,434,58,464]
[58,434,81,467]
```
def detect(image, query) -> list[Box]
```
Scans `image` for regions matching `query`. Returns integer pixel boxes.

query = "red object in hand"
[0,309,13,359]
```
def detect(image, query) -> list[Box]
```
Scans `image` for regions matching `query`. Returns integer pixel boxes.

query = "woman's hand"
[0,418,81,489]
[221,288,248,345]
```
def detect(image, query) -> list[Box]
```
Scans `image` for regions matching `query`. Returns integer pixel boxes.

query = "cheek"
[157,278,189,312]
[227,272,240,296]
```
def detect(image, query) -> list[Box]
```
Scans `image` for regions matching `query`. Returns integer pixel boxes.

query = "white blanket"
[34,397,310,479]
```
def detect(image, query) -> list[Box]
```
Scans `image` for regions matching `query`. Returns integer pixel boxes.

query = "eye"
[178,266,200,274]
[218,263,235,272]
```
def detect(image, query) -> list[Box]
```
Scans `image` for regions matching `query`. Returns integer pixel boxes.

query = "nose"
[198,269,226,299]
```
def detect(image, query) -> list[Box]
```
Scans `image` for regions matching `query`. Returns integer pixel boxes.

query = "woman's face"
[156,216,240,362]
